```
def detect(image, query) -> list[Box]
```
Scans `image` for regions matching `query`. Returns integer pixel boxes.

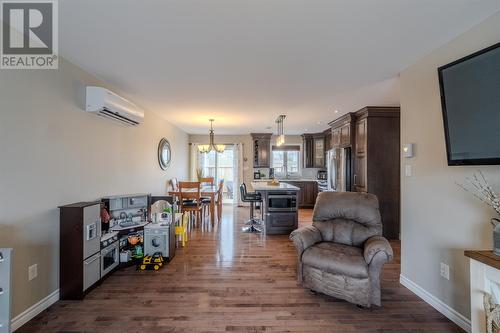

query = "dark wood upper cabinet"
[340,123,351,146]
[328,113,355,149]
[332,128,341,147]
[302,133,326,168]
[355,118,367,155]
[323,128,332,151]
[251,133,272,168]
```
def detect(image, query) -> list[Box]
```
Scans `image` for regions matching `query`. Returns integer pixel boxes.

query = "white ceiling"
[59,0,500,134]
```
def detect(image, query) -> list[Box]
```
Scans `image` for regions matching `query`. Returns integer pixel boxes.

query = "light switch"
[28,264,37,281]
[405,164,412,177]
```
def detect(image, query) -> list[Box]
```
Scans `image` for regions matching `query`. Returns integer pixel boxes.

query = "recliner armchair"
[290,191,393,307]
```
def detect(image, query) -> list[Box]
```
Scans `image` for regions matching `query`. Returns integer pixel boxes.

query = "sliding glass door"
[198,146,235,203]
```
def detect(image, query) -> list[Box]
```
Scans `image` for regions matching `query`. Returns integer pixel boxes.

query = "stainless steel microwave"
[268,193,297,212]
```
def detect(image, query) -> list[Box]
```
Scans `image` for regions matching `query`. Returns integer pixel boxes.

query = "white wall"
[400,11,500,321]
[0,59,189,317]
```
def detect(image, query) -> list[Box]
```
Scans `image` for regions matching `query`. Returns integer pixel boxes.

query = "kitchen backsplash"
[253,167,325,179]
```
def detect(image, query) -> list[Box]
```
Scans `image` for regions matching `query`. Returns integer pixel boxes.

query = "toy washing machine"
[144,222,175,260]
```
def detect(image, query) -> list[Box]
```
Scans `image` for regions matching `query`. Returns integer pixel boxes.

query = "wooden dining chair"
[199,177,214,186]
[169,177,179,192]
[178,181,203,227]
[199,177,214,218]
[216,179,224,222]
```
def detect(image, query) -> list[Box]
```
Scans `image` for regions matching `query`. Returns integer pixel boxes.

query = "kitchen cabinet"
[251,133,272,168]
[59,201,102,300]
[332,128,341,147]
[340,123,351,146]
[329,113,355,148]
[265,212,298,235]
[353,106,400,240]
[313,137,325,167]
[324,129,332,151]
[302,135,313,168]
[302,133,326,168]
[285,181,318,208]
[354,118,367,192]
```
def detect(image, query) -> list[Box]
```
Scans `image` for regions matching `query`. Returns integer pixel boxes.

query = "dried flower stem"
[457,170,500,216]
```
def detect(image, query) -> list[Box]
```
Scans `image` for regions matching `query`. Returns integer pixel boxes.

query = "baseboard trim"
[11,289,59,332]
[400,275,471,333]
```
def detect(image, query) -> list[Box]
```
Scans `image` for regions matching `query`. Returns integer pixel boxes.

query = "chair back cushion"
[312,192,382,247]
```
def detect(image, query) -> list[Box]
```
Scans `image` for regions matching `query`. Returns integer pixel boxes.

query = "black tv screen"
[438,42,500,166]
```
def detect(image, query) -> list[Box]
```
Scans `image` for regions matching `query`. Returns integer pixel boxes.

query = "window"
[271,145,300,177]
[197,146,235,203]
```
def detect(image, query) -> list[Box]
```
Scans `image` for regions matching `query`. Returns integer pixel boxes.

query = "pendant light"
[198,119,225,153]
[276,115,286,146]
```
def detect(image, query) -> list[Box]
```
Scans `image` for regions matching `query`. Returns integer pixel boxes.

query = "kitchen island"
[251,182,300,235]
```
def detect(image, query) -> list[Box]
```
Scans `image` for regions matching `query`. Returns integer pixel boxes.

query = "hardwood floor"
[19,207,464,333]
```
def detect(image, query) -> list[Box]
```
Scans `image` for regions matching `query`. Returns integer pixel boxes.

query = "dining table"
[169,185,218,225]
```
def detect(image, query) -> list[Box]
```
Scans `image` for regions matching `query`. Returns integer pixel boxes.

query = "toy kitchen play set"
[58,194,176,300]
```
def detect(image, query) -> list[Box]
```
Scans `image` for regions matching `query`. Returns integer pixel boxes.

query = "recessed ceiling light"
[304,128,308,131]
[334,109,339,113]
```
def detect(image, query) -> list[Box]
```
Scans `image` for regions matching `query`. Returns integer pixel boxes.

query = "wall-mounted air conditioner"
[85,86,144,126]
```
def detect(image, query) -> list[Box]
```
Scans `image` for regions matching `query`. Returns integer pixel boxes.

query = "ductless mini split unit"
[85,86,144,126]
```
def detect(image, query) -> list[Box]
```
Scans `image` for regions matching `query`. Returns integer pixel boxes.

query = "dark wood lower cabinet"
[265,212,298,235]
[286,181,318,208]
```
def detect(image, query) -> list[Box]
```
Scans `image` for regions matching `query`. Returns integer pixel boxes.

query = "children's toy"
[139,252,164,270]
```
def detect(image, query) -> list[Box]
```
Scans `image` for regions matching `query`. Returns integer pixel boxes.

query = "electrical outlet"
[28,264,38,281]
[440,262,449,280]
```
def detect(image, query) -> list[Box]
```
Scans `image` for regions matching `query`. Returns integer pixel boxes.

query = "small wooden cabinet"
[251,133,272,168]
[302,133,326,168]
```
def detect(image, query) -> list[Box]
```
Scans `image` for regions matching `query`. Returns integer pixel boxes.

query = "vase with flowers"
[457,170,500,255]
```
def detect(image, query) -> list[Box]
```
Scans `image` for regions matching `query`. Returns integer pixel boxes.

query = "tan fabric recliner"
[290,191,393,307]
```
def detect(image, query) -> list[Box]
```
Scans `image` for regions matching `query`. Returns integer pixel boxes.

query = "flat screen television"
[438,42,500,166]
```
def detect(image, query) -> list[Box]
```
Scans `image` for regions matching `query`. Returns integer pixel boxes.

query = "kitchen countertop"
[254,178,320,182]
[102,193,150,200]
[251,182,300,191]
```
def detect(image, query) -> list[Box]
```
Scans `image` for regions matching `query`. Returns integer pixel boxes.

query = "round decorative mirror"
[158,138,171,170]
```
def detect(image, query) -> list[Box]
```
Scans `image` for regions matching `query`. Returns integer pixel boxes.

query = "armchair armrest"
[363,236,393,265]
[290,225,322,257]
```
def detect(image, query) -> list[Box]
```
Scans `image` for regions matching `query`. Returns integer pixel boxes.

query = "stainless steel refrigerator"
[326,148,351,192]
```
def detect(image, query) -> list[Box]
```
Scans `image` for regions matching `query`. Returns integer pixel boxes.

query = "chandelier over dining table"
[198,119,225,153]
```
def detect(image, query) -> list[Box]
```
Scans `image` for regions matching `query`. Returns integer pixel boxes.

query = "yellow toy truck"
[139,252,164,271]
